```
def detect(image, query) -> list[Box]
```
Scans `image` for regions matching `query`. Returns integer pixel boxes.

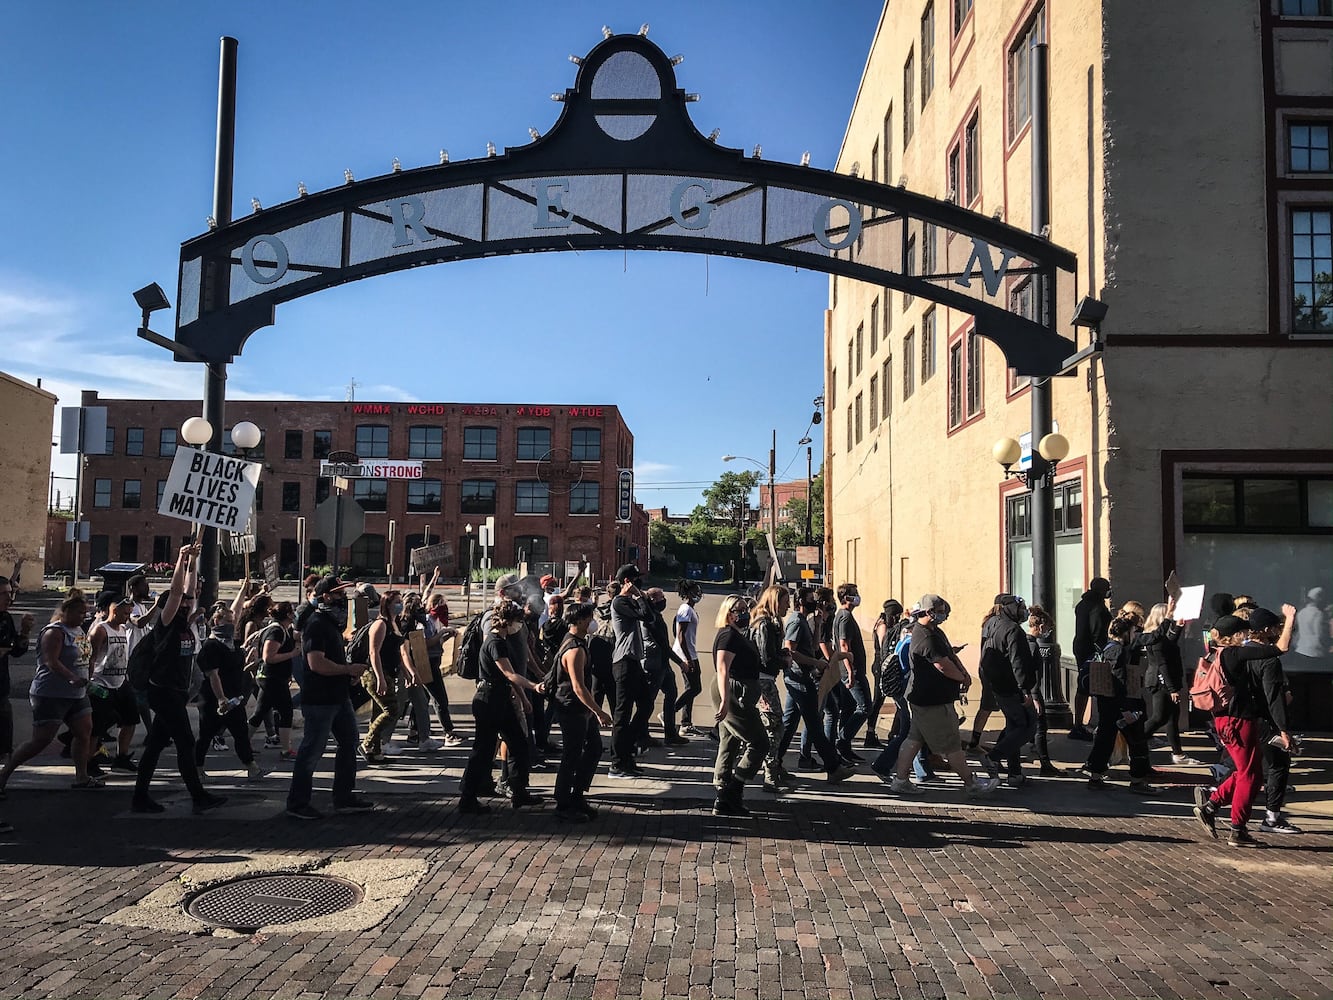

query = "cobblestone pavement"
[1,750,1330,1000]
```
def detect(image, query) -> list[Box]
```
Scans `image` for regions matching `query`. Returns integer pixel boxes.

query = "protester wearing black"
[636,587,689,748]
[1136,600,1197,764]
[1071,577,1112,739]
[608,565,653,778]
[977,594,1040,785]
[249,603,298,756]
[830,583,870,760]
[546,603,611,822]
[194,604,263,778]
[711,595,769,817]
[1024,607,1062,776]
[866,600,904,748]
[458,598,544,813]
[1084,611,1155,794]
[133,544,226,815]
[0,574,34,763]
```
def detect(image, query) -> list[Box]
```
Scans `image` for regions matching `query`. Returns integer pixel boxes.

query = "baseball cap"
[614,563,643,583]
[355,582,381,604]
[1246,607,1282,633]
[1308,587,1326,603]
[1212,615,1247,638]
[312,575,348,600]
[540,574,556,588]
[95,591,130,611]
[916,594,950,616]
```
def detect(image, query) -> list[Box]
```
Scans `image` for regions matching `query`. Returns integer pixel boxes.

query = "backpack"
[455,612,486,680]
[242,623,273,673]
[344,621,375,668]
[1189,650,1234,714]
[127,624,170,693]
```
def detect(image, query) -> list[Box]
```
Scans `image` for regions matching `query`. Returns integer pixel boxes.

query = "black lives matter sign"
[159,447,262,532]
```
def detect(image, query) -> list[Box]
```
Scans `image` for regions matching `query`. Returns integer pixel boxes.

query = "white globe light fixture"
[230,420,263,451]
[991,437,1022,469]
[1037,432,1070,463]
[180,416,213,447]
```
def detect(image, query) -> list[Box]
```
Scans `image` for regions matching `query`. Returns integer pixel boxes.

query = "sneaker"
[863,733,882,749]
[889,777,923,796]
[511,791,544,809]
[1171,754,1204,766]
[664,734,689,747]
[404,732,420,746]
[1086,772,1108,789]
[333,795,377,814]
[1038,763,1063,777]
[711,799,753,818]
[87,759,106,779]
[211,736,227,751]
[1068,727,1094,742]
[1192,787,1218,840]
[1006,774,1028,789]
[417,738,443,752]
[457,798,491,815]
[1260,815,1302,835]
[381,741,402,757]
[608,765,643,780]
[246,761,271,782]
[795,756,820,772]
[285,804,322,821]
[131,796,165,814]
[967,777,1000,797]
[827,765,857,784]
[440,732,464,747]
[1128,781,1159,796]
[574,797,599,820]
[1149,736,1170,750]
[277,749,298,762]
[980,756,1001,780]
[263,735,282,749]
[761,781,786,795]
[110,754,140,774]
[554,806,590,823]
[192,794,228,815]
[836,742,865,763]
[1227,828,1264,849]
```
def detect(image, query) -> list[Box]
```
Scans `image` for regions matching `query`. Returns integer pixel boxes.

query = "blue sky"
[1,1,882,511]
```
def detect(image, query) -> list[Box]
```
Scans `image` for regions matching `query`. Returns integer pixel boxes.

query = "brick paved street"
[1,733,1330,1000]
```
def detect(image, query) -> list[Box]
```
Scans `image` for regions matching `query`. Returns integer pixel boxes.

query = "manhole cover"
[187,874,363,930]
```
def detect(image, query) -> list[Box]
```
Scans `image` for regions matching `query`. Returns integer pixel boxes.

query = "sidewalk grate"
[186,874,363,930]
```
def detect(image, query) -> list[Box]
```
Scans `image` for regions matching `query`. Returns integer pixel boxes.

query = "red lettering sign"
[459,405,500,416]
[352,404,391,415]
[406,404,446,415]
[567,406,605,417]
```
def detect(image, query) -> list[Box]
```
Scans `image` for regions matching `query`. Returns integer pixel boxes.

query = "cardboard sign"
[263,554,279,587]
[405,629,430,682]
[159,447,261,532]
[409,541,453,574]
[1174,585,1205,622]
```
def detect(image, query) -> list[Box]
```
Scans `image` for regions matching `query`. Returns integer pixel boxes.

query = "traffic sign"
[312,494,365,548]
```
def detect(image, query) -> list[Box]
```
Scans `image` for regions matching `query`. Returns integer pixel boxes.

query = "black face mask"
[734,610,751,629]
[322,600,348,624]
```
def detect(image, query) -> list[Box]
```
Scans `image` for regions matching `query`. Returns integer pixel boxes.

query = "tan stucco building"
[824,1,1332,708]
[0,371,58,578]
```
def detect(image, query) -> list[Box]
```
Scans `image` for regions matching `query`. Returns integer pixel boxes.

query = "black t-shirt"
[713,624,760,683]
[259,623,295,679]
[553,633,589,712]
[302,610,351,705]
[149,611,198,692]
[479,632,514,702]
[907,623,961,706]
[832,608,867,677]
[198,638,248,703]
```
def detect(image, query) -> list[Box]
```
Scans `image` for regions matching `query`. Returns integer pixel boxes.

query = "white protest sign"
[1174,584,1205,622]
[159,447,261,532]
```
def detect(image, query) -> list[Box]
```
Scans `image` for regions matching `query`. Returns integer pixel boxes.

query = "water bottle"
[88,681,110,700]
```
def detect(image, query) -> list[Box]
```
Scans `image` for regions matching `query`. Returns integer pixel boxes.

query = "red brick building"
[77,390,648,583]
[757,479,814,535]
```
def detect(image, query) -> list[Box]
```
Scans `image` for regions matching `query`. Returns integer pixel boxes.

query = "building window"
[348,534,385,576]
[126,427,144,456]
[903,49,915,146]
[1292,208,1332,333]
[904,235,916,308]
[514,535,550,565]
[903,331,916,399]
[855,324,864,374]
[1280,0,1332,14]
[461,479,497,515]
[922,307,937,382]
[282,482,301,512]
[883,108,893,185]
[255,481,264,512]
[871,139,879,195]
[846,341,853,385]
[315,477,331,504]
[948,144,961,203]
[408,425,443,460]
[964,114,980,205]
[571,427,602,461]
[922,223,937,274]
[158,428,177,458]
[105,428,114,454]
[122,479,142,509]
[1183,474,1333,532]
[966,330,983,417]
[870,298,879,355]
[1290,122,1331,173]
[517,427,552,461]
[1008,280,1035,392]
[854,393,864,445]
[119,535,139,562]
[284,430,303,460]
[869,374,879,429]
[830,370,837,411]
[516,480,550,514]
[407,479,442,513]
[953,0,974,35]
[920,2,935,106]
[463,426,498,461]
[313,430,332,460]
[948,341,964,429]
[355,424,389,459]
[846,404,854,452]
[152,535,171,564]
[569,482,600,515]
[156,480,166,509]
[1008,7,1045,142]
[352,478,388,513]
[93,478,111,508]
[881,358,892,419]
[221,430,236,456]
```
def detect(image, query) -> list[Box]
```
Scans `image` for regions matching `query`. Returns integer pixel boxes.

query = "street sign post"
[312,493,365,574]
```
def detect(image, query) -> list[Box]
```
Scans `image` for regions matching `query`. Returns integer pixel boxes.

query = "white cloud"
[634,460,675,478]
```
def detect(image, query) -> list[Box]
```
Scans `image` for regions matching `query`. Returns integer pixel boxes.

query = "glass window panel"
[408,425,443,460]
[94,478,111,508]
[352,478,388,512]
[126,427,144,456]
[1242,479,1301,528]
[313,430,333,460]
[159,428,177,458]
[284,430,303,460]
[571,428,602,461]
[463,426,498,461]
[282,482,301,512]
[461,479,497,515]
[1308,479,1333,527]
[570,482,600,515]
[407,479,442,513]
[355,425,390,458]
[516,480,550,514]
[517,427,552,461]
[1183,477,1236,528]
[122,479,141,509]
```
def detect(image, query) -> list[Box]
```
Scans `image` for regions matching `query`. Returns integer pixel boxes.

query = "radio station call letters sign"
[160,447,262,532]
[616,468,633,524]
[318,460,424,480]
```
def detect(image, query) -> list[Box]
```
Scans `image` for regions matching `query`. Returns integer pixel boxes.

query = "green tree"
[702,470,760,530]
[775,469,824,548]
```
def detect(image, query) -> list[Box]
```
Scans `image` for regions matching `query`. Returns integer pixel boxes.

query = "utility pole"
[768,428,777,552]
[804,445,814,546]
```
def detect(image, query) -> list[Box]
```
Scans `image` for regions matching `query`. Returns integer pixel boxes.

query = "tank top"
[92,621,130,689]
[378,626,405,678]
[31,622,91,699]
[553,633,589,712]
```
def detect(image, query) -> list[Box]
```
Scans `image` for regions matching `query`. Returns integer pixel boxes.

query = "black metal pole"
[332,490,344,578]
[804,445,813,546]
[199,36,238,609]
[1029,41,1070,726]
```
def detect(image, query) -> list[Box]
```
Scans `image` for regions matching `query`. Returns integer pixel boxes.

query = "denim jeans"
[779,681,841,772]
[873,698,933,779]
[286,698,360,809]
[987,692,1037,777]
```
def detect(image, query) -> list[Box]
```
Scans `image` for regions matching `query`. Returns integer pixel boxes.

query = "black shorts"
[978,676,998,714]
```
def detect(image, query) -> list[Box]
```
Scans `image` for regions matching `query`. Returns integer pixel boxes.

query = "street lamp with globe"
[179,416,264,607]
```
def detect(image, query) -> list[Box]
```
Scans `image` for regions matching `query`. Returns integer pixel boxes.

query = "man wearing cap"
[885,595,998,798]
[1070,577,1113,740]
[88,592,139,774]
[538,568,585,628]
[609,564,653,778]
[286,576,377,820]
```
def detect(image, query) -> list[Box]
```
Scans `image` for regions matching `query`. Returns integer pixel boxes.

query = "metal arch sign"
[173,34,1079,376]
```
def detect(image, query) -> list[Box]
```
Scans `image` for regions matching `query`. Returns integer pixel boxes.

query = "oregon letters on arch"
[159,447,262,532]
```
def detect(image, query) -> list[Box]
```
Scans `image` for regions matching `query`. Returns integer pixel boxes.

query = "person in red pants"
[1193,612,1293,848]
